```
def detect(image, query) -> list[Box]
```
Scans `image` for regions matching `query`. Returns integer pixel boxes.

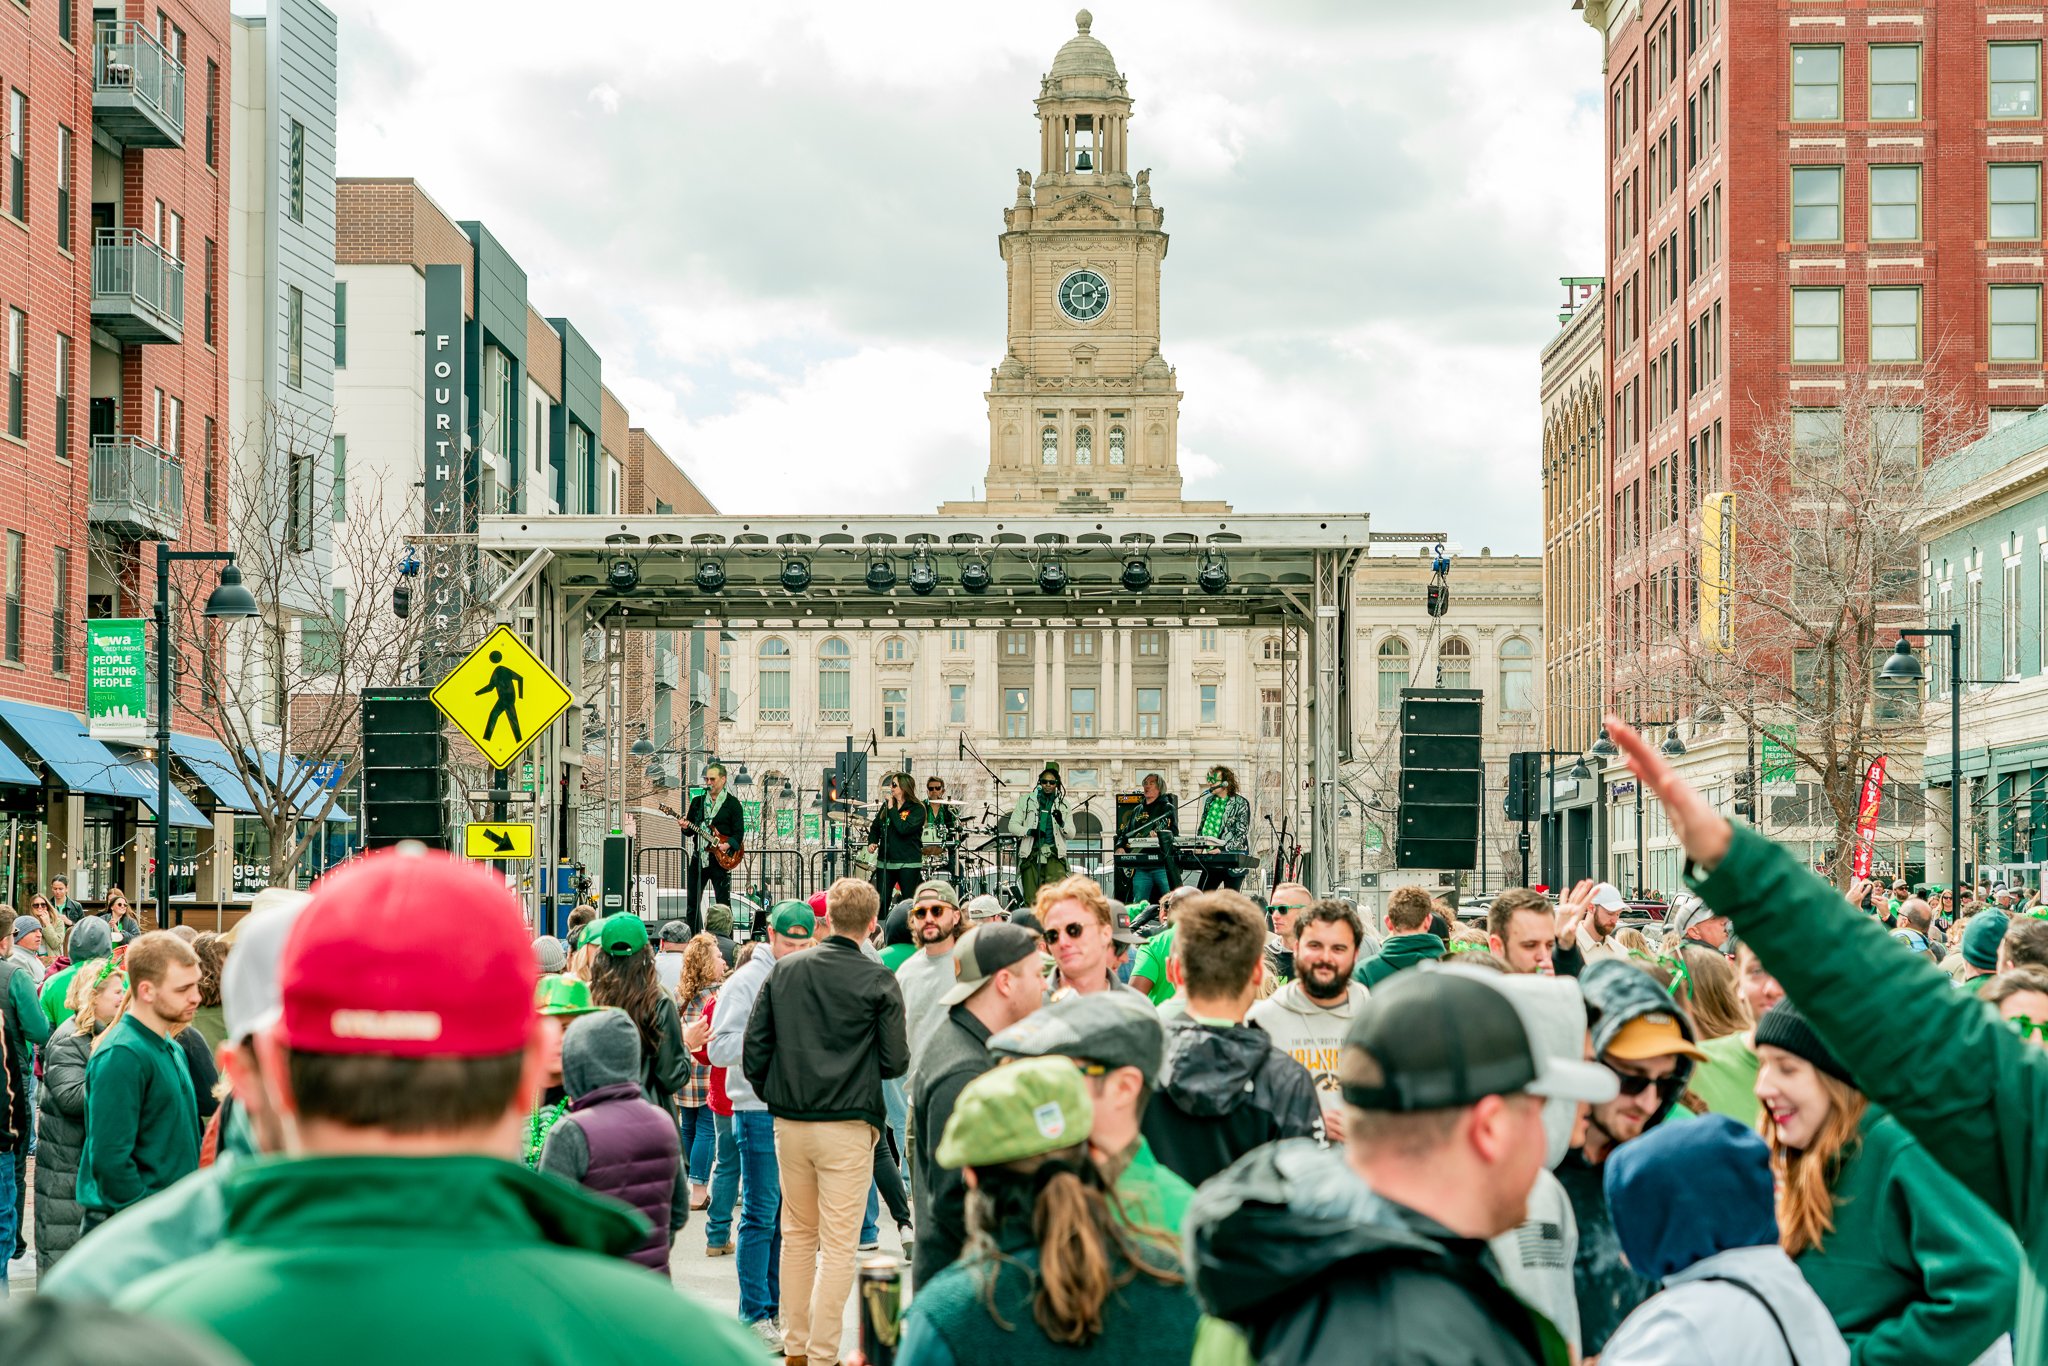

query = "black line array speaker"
[1395,687,1482,871]
[361,686,448,850]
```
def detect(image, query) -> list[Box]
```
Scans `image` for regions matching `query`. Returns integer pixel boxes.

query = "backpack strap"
[1698,1273,1800,1365]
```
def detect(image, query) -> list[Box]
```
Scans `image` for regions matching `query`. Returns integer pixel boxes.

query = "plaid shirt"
[678,987,716,1108]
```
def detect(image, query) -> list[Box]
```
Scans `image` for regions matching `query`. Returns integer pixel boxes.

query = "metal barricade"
[735,845,803,908]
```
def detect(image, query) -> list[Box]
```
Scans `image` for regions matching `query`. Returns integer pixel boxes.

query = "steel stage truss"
[481,512,1371,884]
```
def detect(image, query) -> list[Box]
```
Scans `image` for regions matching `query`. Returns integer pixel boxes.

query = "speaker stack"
[1395,687,1482,871]
[361,686,449,850]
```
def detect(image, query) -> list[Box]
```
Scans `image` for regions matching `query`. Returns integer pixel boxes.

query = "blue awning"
[0,699,159,801]
[111,752,213,830]
[0,733,35,787]
[247,749,355,824]
[170,734,258,813]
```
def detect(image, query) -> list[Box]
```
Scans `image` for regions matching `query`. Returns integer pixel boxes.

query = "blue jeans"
[735,1110,782,1323]
[706,1110,740,1248]
[679,1103,715,1188]
[1130,866,1172,906]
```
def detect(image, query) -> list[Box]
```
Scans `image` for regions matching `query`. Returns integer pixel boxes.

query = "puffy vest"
[568,1080,681,1270]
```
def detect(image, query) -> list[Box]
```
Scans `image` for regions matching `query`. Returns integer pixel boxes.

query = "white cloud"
[324,0,1601,549]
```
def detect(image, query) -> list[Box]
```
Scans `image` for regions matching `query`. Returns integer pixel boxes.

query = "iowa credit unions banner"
[1851,756,1889,880]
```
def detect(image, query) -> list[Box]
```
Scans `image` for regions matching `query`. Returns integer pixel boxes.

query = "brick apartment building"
[0,0,238,906]
[1587,0,2048,711]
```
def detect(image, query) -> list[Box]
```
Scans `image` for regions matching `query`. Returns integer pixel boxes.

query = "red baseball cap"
[278,846,536,1058]
[808,890,829,920]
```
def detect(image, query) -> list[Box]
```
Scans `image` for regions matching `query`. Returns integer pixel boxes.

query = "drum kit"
[825,795,1010,893]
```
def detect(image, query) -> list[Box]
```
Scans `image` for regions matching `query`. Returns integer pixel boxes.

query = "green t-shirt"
[880,943,918,973]
[1131,927,1178,1005]
[1687,1031,1763,1128]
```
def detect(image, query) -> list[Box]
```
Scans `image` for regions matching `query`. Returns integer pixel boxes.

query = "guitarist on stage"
[680,761,745,933]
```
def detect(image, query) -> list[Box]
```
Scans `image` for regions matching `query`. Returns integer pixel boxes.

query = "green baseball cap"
[534,973,600,1017]
[936,1055,1093,1170]
[769,900,816,940]
[598,914,650,957]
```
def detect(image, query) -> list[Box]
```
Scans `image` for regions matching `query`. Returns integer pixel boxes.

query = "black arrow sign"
[484,828,515,853]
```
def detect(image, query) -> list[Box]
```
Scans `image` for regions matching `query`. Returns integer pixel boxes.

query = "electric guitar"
[664,804,746,871]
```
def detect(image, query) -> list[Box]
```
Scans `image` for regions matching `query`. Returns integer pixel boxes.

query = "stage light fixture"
[865,556,897,592]
[1197,549,1230,595]
[607,557,640,592]
[1037,558,1069,595]
[908,553,938,595]
[694,557,727,592]
[1120,555,1152,591]
[960,554,992,594]
[779,556,812,592]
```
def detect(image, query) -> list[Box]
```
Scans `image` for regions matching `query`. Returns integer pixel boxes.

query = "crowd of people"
[4,724,2048,1363]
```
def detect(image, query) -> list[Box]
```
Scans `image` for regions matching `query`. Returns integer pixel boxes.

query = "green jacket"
[114,1153,764,1366]
[1691,825,2046,1361]
[77,1013,199,1214]
[1356,932,1444,988]
[1795,1109,2017,1364]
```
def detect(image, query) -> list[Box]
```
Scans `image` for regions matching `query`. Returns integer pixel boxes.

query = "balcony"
[89,438,186,542]
[93,20,186,148]
[92,229,185,345]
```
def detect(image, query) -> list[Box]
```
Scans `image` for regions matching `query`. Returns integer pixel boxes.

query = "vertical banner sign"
[741,799,761,837]
[85,619,149,744]
[802,812,821,842]
[776,808,796,839]
[1760,724,1798,794]
[1851,756,1889,880]
[421,263,467,679]
[1699,493,1736,654]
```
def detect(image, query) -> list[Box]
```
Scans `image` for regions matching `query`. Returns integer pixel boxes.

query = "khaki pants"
[775,1117,876,1363]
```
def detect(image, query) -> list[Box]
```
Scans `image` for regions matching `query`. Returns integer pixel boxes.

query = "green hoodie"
[1355,932,1444,989]
[113,1153,762,1366]
[1691,824,2047,1362]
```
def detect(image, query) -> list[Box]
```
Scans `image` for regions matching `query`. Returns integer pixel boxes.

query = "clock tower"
[942,11,1225,515]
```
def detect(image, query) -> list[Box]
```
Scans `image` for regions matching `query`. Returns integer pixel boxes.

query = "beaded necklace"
[525,1098,570,1170]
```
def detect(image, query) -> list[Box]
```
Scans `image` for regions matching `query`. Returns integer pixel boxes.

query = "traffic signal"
[1505,751,1542,823]
[1733,770,1755,818]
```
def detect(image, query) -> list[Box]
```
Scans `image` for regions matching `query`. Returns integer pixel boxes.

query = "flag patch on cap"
[329,1009,444,1042]
[1034,1101,1066,1140]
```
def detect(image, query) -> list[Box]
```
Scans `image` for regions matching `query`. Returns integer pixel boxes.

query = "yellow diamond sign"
[431,626,572,771]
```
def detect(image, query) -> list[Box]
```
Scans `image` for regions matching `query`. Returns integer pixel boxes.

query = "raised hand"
[1606,716,1734,872]
[1556,878,1597,943]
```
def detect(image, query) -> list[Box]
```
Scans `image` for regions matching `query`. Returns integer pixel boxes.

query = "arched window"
[1074,426,1092,466]
[1262,635,1282,662]
[1439,637,1472,690]
[1377,638,1409,714]
[881,635,907,662]
[819,637,851,722]
[1108,426,1126,465]
[1500,637,1534,714]
[758,638,790,723]
[1041,426,1059,465]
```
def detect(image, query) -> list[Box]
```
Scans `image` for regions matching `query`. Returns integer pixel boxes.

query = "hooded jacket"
[1140,1017,1323,1188]
[1560,958,1704,1357]
[1186,1139,1561,1366]
[1357,931,1445,988]
[1598,1115,1848,1366]
[539,1010,687,1272]
[1244,978,1366,1096]
[34,1019,102,1274]
[701,904,739,969]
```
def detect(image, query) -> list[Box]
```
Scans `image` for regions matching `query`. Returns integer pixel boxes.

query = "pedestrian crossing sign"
[431,625,572,771]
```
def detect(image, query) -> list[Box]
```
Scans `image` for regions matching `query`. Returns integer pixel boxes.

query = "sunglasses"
[2012,1016,2048,1041]
[911,905,951,919]
[1042,922,1093,945]
[1608,1067,1685,1099]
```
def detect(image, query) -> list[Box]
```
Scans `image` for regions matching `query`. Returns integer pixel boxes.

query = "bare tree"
[185,404,462,882]
[1639,362,1965,884]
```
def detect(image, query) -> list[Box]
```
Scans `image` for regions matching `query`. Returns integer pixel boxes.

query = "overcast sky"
[305,0,1602,553]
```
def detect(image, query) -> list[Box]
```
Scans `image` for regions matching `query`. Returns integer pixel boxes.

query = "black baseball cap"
[1340,967,1618,1112]
[940,923,1042,1006]
[988,989,1166,1086]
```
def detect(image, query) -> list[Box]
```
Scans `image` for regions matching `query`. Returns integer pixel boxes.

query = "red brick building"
[0,0,232,904]
[1587,0,2048,709]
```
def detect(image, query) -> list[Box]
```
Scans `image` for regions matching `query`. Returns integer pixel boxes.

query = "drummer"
[924,776,960,839]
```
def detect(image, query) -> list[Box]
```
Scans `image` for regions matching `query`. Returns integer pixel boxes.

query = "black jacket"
[743,935,908,1132]
[909,1003,996,1288]
[1189,1139,1555,1366]
[1140,1018,1322,1188]
[685,790,745,857]
[867,800,928,866]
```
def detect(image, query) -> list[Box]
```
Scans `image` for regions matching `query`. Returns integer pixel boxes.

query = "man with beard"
[76,932,203,1232]
[1575,881,1627,962]
[1488,888,1561,976]
[1559,958,1708,1359]
[894,880,965,1077]
[1247,900,1368,1142]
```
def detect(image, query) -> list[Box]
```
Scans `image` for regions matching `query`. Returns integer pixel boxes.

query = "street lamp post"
[1623,722,1688,898]
[1881,624,1964,906]
[154,543,259,926]
[1529,747,1590,890]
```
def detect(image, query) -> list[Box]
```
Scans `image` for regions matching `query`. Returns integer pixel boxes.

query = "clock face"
[1058,269,1109,323]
